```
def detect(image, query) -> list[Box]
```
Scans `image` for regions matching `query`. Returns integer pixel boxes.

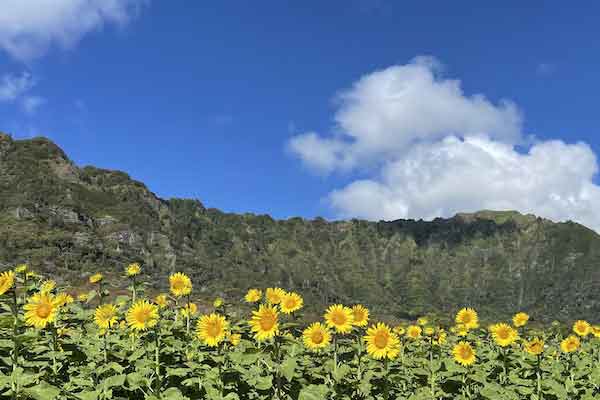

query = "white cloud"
[329,136,600,231]
[0,72,35,102]
[0,0,146,61]
[21,95,46,114]
[288,56,522,173]
[288,56,600,232]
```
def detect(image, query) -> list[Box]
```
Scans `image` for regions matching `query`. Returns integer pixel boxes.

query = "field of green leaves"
[1,263,600,400]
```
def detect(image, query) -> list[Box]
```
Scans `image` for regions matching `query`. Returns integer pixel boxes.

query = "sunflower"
[196,313,229,347]
[126,263,141,277]
[40,280,56,293]
[455,324,469,337]
[54,292,74,308]
[77,293,88,302]
[453,341,476,366]
[364,323,400,360]
[455,308,479,330]
[181,302,198,318]
[213,297,223,308]
[393,326,405,336]
[573,320,591,337]
[592,325,600,338]
[126,300,159,331]
[280,292,304,314]
[181,303,198,318]
[560,335,580,353]
[228,333,241,346]
[436,330,447,345]
[417,317,428,326]
[244,288,262,303]
[249,304,279,341]
[351,305,369,327]
[324,304,354,334]
[265,287,286,305]
[490,323,518,347]
[89,273,103,284]
[24,293,58,329]
[512,312,529,328]
[154,294,169,308]
[424,327,435,336]
[303,322,331,351]
[406,325,422,340]
[95,304,119,329]
[0,270,15,296]
[15,264,27,274]
[169,272,192,297]
[524,338,544,355]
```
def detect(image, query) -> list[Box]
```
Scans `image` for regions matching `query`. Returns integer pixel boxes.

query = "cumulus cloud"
[288,56,600,232]
[329,136,600,230]
[0,0,146,61]
[288,56,522,173]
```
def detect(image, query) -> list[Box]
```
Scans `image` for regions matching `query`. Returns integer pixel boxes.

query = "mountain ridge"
[1,132,599,321]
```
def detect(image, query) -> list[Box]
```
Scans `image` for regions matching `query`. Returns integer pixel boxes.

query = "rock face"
[0,132,599,320]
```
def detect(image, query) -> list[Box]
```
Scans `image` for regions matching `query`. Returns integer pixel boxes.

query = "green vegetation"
[1,132,599,321]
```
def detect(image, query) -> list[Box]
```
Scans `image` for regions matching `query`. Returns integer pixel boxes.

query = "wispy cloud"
[0,72,35,102]
[536,63,556,77]
[21,95,46,115]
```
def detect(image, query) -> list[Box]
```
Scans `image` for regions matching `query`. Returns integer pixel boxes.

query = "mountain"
[1,132,599,321]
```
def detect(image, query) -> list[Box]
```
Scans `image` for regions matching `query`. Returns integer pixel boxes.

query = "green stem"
[132,276,137,303]
[429,340,435,399]
[186,295,191,336]
[274,336,282,399]
[333,334,338,375]
[11,287,19,400]
[383,358,390,400]
[218,344,224,397]
[356,334,362,381]
[51,324,58,377]
[103,332,108,364]
[155,325,161,394]
[462,369,472,399]
[536,354,542,400]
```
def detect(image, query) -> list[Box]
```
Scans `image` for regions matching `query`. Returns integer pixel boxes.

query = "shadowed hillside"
[1,132,599,320]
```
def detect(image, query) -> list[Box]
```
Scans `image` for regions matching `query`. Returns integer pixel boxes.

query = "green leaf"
[24,382,61,400]
[280,356,298,381]
[298,384,329,400]
[161,387,190,400]
[100,374,126,389]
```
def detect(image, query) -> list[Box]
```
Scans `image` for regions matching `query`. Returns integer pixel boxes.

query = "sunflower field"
[1,264,600,400]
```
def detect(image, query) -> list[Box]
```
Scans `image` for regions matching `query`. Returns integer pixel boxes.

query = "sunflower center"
[284,299,295,309]
[311,330,324,344]
[135,308,151,323]
[36,303,52,318]
[172,280,184,290]
[374,331,389,349]
[331,311,347,326]
[496,328,510,339]
[206,320,221,337]
[353,311,364,322]
[259,313,276,331]
[458,346,472,359]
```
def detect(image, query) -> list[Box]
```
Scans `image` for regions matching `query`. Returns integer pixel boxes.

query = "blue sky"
[1,1,600,230]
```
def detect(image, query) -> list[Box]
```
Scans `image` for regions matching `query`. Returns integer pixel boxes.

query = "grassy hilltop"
[1,132,599,321]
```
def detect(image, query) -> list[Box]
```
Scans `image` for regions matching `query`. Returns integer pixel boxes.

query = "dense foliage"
[1,265,600,400]
[1,133,600,322]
